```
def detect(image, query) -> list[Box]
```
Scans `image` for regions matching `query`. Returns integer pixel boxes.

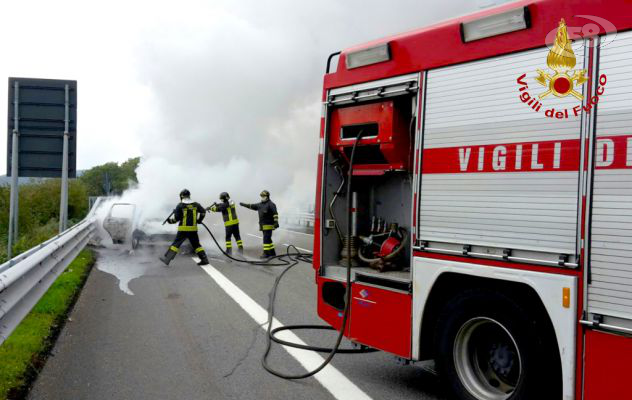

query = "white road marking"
[247,233,263,239]
[197,262,372,400]
[278,228,313,237]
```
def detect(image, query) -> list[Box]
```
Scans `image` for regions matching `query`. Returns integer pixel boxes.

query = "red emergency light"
[329,100,412,175]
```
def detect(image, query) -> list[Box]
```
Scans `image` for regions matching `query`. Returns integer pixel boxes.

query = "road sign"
[7,78,77,178]
[6,78,77,257]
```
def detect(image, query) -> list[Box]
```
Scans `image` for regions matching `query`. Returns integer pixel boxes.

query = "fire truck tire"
[433,288,558,400]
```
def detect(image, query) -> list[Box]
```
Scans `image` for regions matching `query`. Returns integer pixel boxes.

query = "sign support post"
[8,81,19,259]
[59,84,69,233]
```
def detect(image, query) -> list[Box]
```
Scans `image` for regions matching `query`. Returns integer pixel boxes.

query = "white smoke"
[93,0,482,228]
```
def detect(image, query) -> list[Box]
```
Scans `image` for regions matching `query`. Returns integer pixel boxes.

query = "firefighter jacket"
[170,200,206,232]
[208,200,239,227]
[240,200,279,231]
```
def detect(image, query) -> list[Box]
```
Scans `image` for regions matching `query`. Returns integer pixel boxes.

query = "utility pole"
[103,171,112,196]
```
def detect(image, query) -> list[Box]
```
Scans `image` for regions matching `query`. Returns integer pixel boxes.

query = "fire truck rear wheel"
[434,288,558,400]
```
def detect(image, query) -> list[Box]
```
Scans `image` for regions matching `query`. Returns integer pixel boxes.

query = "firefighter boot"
[238,246,244,255]
[226,247,232,255]
[160,248,177,266]
[197,250,209,266]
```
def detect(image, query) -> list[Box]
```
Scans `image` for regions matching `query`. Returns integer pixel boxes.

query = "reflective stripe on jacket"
[173,201,205,232]
[209,200,239,227]
[241,200,278,231]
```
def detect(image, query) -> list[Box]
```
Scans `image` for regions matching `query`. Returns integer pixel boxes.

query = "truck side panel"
[412,256,578,400]
[349,283,411,358]
[418,43,585,260]
[583,330,632,400]
[587,30,632,323]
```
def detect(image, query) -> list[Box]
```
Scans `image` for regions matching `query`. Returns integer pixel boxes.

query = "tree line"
[0,157,140,262]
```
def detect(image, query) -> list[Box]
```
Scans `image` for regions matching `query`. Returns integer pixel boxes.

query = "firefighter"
[160,189,209,266]
[240,190,279,258]
[207,192,243,255]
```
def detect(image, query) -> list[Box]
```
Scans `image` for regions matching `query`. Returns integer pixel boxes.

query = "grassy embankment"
[0,249,95,399]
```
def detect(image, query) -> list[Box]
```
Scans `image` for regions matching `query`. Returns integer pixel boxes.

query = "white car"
[103,203,174,249]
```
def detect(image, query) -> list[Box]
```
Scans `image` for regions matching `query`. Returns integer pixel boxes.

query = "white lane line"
[278,228,313,237]
[282,243,312,254]
[247,233,263,239]
[198,262,372,400]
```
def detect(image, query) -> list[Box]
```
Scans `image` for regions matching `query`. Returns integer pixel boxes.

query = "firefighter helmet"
[260,190,270,198]
[180,189,191,199]
[220,192,230,201]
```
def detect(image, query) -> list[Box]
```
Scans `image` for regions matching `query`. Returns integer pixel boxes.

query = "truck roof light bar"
[346,43,391,70]
[461,6,531,43]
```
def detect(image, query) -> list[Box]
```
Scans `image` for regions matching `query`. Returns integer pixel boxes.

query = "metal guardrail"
[281,212,315,228]
[0,198,103,345]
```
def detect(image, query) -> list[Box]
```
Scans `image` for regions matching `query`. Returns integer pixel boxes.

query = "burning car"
[102,203,174,249]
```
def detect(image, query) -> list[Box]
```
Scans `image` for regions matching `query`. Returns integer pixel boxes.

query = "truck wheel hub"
[453,317,522,400]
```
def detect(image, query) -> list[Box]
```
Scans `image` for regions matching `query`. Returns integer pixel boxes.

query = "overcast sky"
[0,0,505,212]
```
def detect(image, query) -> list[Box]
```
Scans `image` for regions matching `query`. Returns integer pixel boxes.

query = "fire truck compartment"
[318,74,417,362]
[321,170,414,283]
[416,41,587,268]
[320,91,416,287]
[329,97,413,175]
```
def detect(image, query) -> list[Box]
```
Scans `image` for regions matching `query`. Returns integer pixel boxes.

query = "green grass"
[0,220,60,264]
[0,249,95,400]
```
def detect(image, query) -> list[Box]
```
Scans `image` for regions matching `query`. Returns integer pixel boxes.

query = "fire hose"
[357,227,409,264]
[198,129,376,381]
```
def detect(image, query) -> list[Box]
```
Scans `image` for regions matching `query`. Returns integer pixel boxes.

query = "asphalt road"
[28,223,446,400]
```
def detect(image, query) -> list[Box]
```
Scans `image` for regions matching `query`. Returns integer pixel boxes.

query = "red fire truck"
[313,1,632,399]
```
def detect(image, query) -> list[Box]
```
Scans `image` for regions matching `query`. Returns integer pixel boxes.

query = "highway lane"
[28,224,445,400]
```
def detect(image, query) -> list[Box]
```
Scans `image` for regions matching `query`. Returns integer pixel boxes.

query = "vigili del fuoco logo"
[516,18,607,119]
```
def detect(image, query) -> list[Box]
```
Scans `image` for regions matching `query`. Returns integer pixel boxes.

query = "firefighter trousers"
[166,231,208,260]
[262,229,276,256]
[225,225,243,249]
